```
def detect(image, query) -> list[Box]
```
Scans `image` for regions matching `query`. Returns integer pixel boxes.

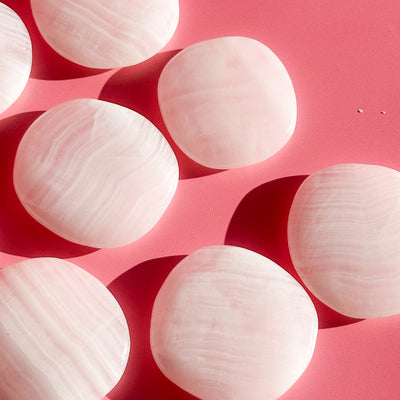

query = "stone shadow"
[225,175,362,329]
[99,50,222,180]
[107,256,199,400]
[3,0,108,80]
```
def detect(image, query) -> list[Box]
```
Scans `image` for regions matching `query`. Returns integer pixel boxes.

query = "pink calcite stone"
[0,257,130,400]
[30,0,179,68]
[158,36,297,169]
[150,245,318,400]
[288,163,400,318]
[0,2,32,114]
[13,98,179,248]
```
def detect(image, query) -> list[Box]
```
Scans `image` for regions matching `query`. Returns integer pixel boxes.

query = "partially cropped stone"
[0,2,32,114]
[0,257,130,400]
[30,0,179,68]
[288,163,400,318]
[151,245,317,400]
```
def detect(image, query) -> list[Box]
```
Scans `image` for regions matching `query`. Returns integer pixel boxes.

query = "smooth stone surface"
[30,0,179,68]
[288,163,400,318]
[14,98,179,248]
[150,245,318,400]
[0,257,130,400]
[0,2,32,114]
[158,36,297,169]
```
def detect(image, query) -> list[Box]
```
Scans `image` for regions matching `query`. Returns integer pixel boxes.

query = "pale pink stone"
[158,36,297,169]
[13,98,179,248]
[0,2,32,114]
[0,257,130,400]
[30,0,179,68]
[150,245,318,400]
[288,163,400,318]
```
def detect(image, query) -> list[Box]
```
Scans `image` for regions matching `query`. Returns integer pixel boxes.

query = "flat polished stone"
[0,257,130,400]
[13,98,179,248]
[150,245,317,400]
[0,2,32,114]
[288,163,400,318]
[30,0,179,68]
[158,36,297,169]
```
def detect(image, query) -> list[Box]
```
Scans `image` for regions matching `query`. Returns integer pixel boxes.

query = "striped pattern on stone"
[150,245,318,400]
[0,257,130,400]
[13,98,179,248]
[158,36,297,169]
[0,2,32,114]
[30,0,179,68]
[288,163,400,318]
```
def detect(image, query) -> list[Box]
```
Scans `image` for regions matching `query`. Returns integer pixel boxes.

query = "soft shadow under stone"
[225,175,362,329]
[107,256,198,400]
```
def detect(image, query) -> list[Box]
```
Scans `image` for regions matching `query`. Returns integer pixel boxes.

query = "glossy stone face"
[30,0,179,68]
[0,2,32,114]
[14,98,179,248]
[158,36,297,169]
[150,245,317,400]
[0,257,130,400]
[288,163,400,318]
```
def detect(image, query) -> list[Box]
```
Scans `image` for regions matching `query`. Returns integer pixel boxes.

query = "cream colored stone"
[14,98,179,248]
[0,257,130,400]
[151,245,317,400]
[158,36,297,169]
[288,163,400,318]
[31,0,179,68]
[0,2,32,114]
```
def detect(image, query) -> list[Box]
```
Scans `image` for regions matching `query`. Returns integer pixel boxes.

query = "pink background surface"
[1,0,400,399]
